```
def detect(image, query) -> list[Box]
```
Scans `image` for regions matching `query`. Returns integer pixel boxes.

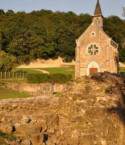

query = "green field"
[0,66,75,100]
[12,68,43,74]
[0,85,30,100]
[13,66,75,74]
[41,66,74,74]
[9,66,125,80]
[6,66,125,79]
[0,78,27,83]
[120,67,125,73]
[13,66,75,78]
[0,66,125,100]
[41,66,75,78]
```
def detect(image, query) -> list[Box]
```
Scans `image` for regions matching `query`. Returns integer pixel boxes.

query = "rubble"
[0,72,125,145]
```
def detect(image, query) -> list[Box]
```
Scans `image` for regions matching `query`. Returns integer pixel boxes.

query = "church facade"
[75,0,119,78]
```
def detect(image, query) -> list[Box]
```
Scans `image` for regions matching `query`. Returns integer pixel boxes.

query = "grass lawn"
[12,68,43,74]
[0,66,75,100]
[13,66,75,75]
[0,78,27,84]
[0,85,30,100]
[41,66,75,78]
[12,66,75,78]
[120,67,125,73]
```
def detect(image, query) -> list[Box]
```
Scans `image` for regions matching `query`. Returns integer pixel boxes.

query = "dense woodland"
[0,9,125,70]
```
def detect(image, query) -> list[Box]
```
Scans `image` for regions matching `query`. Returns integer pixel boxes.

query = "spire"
[94,0,103,16]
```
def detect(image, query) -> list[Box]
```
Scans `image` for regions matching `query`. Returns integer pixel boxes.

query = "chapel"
[75,0,119,78]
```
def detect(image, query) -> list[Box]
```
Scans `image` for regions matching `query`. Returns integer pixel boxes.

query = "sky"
[0,0,125,19]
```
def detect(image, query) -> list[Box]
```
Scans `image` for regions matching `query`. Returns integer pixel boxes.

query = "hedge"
[26,73,72,84]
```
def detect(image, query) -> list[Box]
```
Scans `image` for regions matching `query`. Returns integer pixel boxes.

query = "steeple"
[93,0,103,28]
[94,0,103,17]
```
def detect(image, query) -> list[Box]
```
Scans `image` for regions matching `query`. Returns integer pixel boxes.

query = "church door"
[89,68,98,75]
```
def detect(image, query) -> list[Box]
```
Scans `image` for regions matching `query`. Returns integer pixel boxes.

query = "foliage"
[51,73,72,83]
[26,73,72,84]
[26,73,51,83]
[119,49,125,62]
[8,31,44,63]
[0,51,16,71]
[103,16,125,62]
[0,9,125,62]
[0,10,91,62]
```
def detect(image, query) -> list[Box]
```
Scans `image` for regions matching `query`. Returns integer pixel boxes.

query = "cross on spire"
[94,0,103,16]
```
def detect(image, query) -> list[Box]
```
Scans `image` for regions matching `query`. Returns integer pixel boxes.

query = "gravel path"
[32,69,50,74]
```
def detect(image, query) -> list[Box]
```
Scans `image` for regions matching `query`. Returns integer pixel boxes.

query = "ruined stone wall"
[5,82,66,96]
[0,73,125,145]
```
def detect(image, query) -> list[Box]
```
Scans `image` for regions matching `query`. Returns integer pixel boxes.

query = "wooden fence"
[0,72,27,79]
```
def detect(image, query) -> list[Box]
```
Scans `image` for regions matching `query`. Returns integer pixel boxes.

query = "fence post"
[5,72,6,79]
[0,71,27,79]
[9,72,10,79]
[23,72,25,78]
[0,72,2,79]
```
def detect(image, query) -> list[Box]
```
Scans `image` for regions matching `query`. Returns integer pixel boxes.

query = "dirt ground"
[18,57,75,68]
[119,62,125,67]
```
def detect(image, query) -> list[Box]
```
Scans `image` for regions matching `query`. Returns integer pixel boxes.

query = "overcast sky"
[0,0,125,18]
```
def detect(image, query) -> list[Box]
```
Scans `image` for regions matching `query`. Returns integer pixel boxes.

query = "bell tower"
[93,0,103,28]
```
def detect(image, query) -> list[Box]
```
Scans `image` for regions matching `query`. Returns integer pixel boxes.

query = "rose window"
[88,44,99,55]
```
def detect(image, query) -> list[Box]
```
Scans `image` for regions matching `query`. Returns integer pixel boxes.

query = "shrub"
[26,73,51,83]
[26,73,72,84]
[51,73,72,83]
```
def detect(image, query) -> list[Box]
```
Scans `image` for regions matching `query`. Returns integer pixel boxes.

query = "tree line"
[0,9,125,70]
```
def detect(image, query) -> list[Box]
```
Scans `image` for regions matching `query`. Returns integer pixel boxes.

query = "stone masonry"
[75,0,119,78]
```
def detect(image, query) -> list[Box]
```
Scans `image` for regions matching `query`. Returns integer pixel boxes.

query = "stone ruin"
[0,72,125,145]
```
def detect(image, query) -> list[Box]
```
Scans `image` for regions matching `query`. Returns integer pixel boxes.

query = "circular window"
[88,44,99,55]
[91,32,95,36]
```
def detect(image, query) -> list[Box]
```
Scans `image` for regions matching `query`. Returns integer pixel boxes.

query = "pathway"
[32,69,50,74]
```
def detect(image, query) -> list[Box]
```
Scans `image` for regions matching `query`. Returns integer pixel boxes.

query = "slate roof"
[94,0,103,16]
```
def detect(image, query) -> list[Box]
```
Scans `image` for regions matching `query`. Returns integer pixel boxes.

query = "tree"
[0,51,16,71]
[119,49,125,62]
[8,31,44,63]
[0,9,125,63]
[0,9,5,15]
[6,10,14,15]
